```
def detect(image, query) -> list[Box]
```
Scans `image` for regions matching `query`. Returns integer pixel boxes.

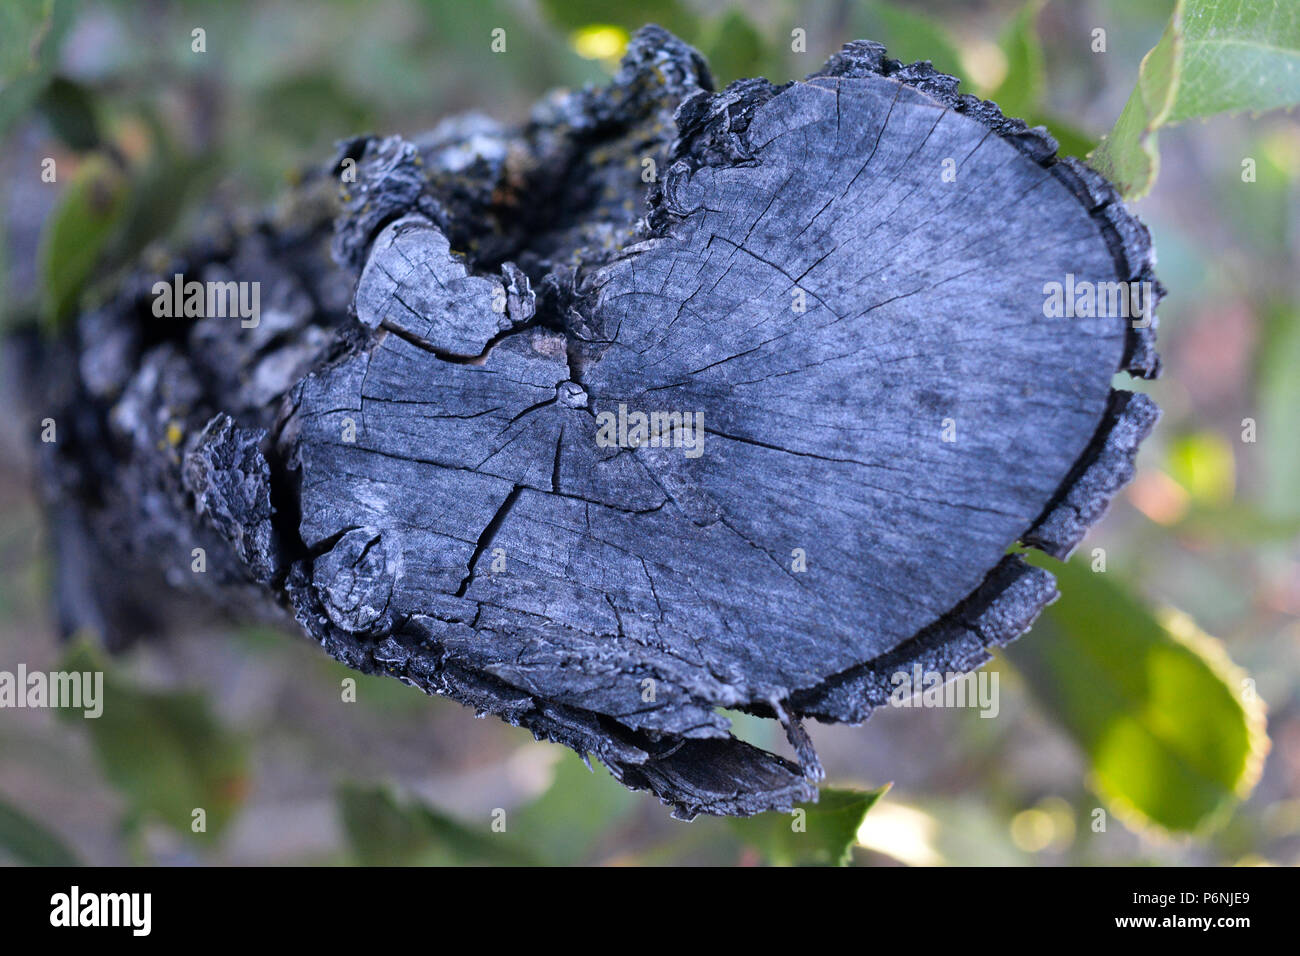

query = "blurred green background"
[0,0,1297,866]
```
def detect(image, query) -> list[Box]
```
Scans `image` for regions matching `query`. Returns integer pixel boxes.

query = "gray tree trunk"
[22,27,1160,818]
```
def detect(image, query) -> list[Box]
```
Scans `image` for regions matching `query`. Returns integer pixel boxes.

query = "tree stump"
[25,27,1161,818]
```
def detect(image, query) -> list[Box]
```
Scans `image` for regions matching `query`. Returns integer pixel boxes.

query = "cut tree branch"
[19,27,1161,818]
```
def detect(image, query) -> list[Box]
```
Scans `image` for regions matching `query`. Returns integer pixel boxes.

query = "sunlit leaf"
[1092,0,1300,198]
[1008,556,1268,834]
[56,642,249,843]
[854,798,947,865]
[0,796,80,865]
[730,785,889,866]
[338,783,537,866]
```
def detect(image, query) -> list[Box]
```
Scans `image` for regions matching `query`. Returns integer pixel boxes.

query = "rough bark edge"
[1022,390,1161,559]
[282,561,816,820]
[789,555,1058,724]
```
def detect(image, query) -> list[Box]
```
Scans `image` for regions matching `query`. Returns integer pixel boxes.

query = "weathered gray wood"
[23,27,1160,818]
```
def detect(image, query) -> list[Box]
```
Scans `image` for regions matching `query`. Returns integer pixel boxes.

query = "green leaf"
[982,2,1096,159]
[729,785,889,866]
[1166,0,1300,121]
[988,0,1046,121]
[851,1,964,78]
[511,752,638,865]
[55,643,249,843]
[1039,117,1097,160]
[37,153,129,330]
[105,135,216,277]
[0,796,80,865]
[700,9,772,86]
[0,0,76,137]
[1092,0,1300,198]
[1166,430,1236,506]
[254,72,375,151]
[1008,556,1268,834]
[36,75,102,152]
[337,783,538,866]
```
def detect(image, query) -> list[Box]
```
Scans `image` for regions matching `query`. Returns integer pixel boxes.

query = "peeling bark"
[21,27,1161,818]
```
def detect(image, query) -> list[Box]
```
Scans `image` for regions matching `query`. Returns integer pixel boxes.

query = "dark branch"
[19,26,1160,818]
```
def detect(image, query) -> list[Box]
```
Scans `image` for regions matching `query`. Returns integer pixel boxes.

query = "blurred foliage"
[0,794,80,865]
[1258,304,1300,519]
[850,1,964,77]
[1093,0,1300,197]
[30,103,216,332]
[341,758,887,866]
[509,753,639,865]
[539,0,699,38]
[37,75,103,152]
[1166,430,1235,508]
[982,0,1096,159]
[700,8,772,86]
[988,0,1047,122]
[0,0,78,137]
[56,642,249,847]
[339,783,540,865]
[342,756,647,865]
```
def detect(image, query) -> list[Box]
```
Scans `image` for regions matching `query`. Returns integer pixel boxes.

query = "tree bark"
[21,27,1161,818]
